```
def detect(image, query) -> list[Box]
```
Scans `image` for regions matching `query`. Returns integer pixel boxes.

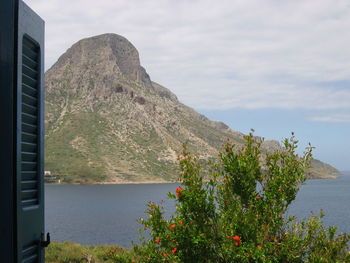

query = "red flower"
[228,235,241,246]
[176,192,182,198]
[176,187,183,193]
[155,237,160,243]
[163,253,167,257]
[172,248,178,254]
[179,221,184,225]
[170,224,176,230]
[225,201,230,205]
[255,195,261,200]
[233,235,240,241]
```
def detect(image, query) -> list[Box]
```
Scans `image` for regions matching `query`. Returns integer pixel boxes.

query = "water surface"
[46,173,350,248]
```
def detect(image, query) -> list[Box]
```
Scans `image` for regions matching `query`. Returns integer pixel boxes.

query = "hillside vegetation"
[45,33,339,183]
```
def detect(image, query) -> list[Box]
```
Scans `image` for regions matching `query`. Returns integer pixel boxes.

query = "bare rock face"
[47,34,152,87]
[45,33,339,183]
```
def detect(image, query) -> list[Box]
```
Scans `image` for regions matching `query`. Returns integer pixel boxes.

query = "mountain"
[45,33,339,183]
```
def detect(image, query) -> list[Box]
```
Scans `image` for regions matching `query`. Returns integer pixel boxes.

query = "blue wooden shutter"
[16,1,45,262]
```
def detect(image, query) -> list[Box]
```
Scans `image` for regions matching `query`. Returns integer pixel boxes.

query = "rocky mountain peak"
[47,33,153,89]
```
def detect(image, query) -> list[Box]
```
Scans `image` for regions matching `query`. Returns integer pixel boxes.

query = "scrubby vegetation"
[46,133,350,262]
[135,132,350,262]
[46,242,136,263]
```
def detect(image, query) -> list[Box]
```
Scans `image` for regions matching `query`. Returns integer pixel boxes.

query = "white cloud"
[25,0,350,111]
[309,113,350,123]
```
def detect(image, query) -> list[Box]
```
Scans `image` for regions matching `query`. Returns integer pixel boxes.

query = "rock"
[134,96,146,105]
[114,84,124,93]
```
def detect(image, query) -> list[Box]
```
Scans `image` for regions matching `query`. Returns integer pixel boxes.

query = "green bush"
[135,132,350,262]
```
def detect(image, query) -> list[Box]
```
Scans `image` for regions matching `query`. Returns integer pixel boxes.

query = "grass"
[46,242,136,263]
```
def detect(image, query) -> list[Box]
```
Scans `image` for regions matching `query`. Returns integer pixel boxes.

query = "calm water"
[46,173,350,248]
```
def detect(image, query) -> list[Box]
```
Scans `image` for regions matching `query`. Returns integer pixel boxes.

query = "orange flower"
[155,237,161,243]
[199,233,204,237]
[255,195,261,200]
[257,245,262,249]
[170,224,176,230]
[172,248,178,254]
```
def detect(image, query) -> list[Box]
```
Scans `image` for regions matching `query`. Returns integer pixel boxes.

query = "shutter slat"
[21,180,38,185]
[22,244,37,255]
[21,142,37,153]
[22,102,37,116]
[22,64,37,80]
[21,243,39,263]
[21,171,37,181]
[22,54,38,70]
[22,112,37,125]
[21,180,38,191]
[21,189,38,195]
[22,123,37,134]
[21,199,38,207]
[23,45,38,61]
[22,254,38,263]
[22,73,37,88]
[22,83,37,97]
[22,152,37,162]
[22,162,37,171]
[22,132,37,143]
[22,93,37,106]
[23,36,39,52]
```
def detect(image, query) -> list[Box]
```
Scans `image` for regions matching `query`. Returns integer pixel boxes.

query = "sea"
[45,172,350,248]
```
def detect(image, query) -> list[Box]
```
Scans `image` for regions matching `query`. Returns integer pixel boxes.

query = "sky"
[25,0,350,171]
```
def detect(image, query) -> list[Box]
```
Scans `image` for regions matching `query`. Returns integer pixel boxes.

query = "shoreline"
[93,180,176,185]
[46,180,176,185]
[46,172,347,186]
[45,174,342,185]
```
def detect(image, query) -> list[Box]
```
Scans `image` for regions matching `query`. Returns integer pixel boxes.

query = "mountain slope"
[45,33,339,183]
